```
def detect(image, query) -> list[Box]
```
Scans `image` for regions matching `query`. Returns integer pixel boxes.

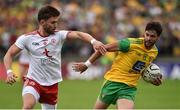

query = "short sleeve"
[58,30,69,41]
[15,35,27,49]
[118,38,130,52]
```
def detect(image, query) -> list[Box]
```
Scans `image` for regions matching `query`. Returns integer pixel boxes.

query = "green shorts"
[98,80,137,105]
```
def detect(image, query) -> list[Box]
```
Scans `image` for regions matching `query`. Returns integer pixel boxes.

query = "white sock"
[41,103,57,110]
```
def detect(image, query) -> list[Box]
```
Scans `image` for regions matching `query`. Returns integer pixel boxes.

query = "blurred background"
[0,0,180,109]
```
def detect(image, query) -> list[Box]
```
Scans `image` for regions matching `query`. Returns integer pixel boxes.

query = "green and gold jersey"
[104,38,158,87]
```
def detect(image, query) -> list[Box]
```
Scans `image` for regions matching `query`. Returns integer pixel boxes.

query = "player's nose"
[147,36,151,41]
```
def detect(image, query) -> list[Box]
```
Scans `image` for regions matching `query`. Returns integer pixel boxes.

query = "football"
[142,63,162,82]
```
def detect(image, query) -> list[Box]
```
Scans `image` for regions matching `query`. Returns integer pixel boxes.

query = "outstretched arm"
[73,38,131,73]
[72,42,119,73]
[89,42,119,63]
[66,31,107,55]
[4,44,22,85]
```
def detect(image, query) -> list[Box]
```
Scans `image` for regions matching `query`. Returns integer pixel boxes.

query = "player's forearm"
[88,51,102,63]
[105,42,119,52]
[84,51,102,67]
[75,31,96,43]
[3,52,13,71]
[3,44,21,72]
[85,43,118,66]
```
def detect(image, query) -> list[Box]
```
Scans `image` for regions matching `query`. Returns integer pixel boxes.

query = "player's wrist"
[90,39,96,44]
[7,69,13,75]
[84,60,92,67]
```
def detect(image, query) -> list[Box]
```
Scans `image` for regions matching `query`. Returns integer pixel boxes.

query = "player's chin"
[48,31,55,34]
[146,42,153,47]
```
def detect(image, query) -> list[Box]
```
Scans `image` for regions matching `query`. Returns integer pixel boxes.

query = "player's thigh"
[116,98,134,109]
[23,93,36,108]
[93,98,109,109]
[22,86,40,107]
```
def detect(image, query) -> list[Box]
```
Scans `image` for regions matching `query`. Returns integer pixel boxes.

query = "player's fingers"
[101,45,107,53]
[8,81,14,85]
[6,77,12,83]
[72,64,78,68]
[153,78,161,86]
[72,64,79,69]
[73,63,79,65]
[73,66,82,72]
[9,76,14,81]
[7,79,14,85]
[11,77,17,83]
[6,81,11,85]
[72,67,78,71]
[9,80,15,85]
[13,74,18,78]
[98,46,106,55]
[157,77,162,85]
[8,77,16,84]
[99,49,105,55]
[80,70,85,74]
[72,65,76,69]
[152,81,158,86]
[72,62,82,65]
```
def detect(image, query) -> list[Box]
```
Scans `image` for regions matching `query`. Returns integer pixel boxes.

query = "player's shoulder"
[127,37,143,44]
[54,30,69,39]
[17,31,38,41]
[24,30,38,36]
[53,30,69,36]
[118,37,143,46]
[152,45,158,52]
[54,30,68,33]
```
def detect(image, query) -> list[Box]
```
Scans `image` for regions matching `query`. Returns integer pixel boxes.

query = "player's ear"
[39,19,46,25]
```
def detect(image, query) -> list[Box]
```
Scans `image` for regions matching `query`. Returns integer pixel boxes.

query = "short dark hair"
[38,5,60,22]
[145,21,163,36]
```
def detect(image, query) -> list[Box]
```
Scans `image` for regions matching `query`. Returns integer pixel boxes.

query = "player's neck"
[145,45,152,50]
[144,44,154,50]
[37,28,49,37]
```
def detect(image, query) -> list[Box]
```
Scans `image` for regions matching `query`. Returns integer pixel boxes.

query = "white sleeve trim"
[59,30,69,40]
[15,35,27,49]
[15,42,24,49]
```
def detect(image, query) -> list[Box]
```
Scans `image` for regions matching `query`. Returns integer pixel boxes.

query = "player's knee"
[93,99,109,109]
[22,103,34,109]
[117,99,134,109]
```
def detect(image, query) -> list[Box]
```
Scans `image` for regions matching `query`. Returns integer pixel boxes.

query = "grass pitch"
[0,79,180,109]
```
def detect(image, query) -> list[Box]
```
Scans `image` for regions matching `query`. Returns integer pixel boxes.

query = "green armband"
[118,39,130,52]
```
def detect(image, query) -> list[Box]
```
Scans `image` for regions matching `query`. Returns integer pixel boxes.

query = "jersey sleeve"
[118,38,130,52]
[58,30,69,41]
[15,35,27,49]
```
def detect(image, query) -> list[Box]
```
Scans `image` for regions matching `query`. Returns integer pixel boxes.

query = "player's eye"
[51,21,57,24]
[150,35,155,38]
[146,33,149,36]
[146,33,155,38]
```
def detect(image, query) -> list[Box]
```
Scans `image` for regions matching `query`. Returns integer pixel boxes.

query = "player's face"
[144,30,159,48]
[43,16,59,34]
